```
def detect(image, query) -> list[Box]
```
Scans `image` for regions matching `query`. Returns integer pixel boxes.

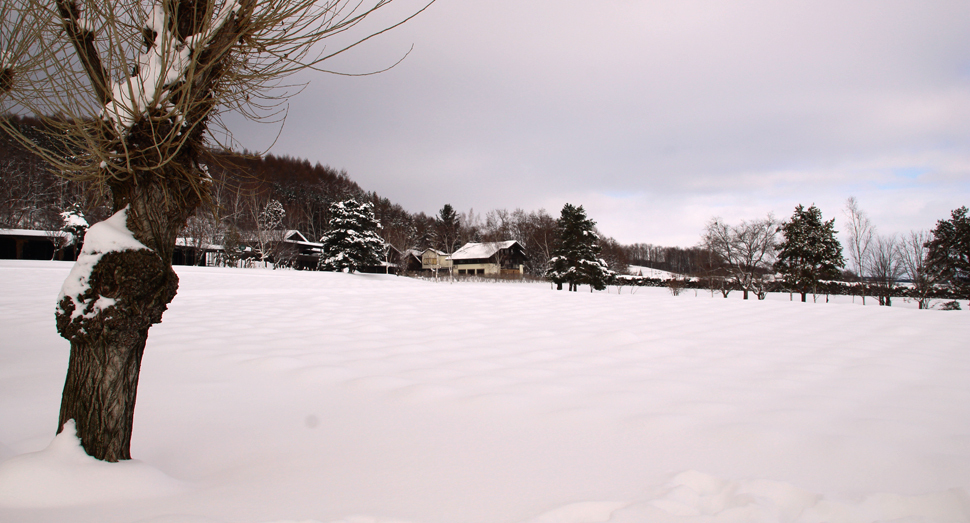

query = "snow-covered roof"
[0,229,69,239]
[450,241,520,260]
[423,248,449,256]
[284,230,308,243]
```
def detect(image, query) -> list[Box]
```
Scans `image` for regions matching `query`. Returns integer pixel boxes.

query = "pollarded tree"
[774,204,845,302]
[0,0,434,461]
[546,203,610,292]
[926,206,970,302]
[319,199,386,273]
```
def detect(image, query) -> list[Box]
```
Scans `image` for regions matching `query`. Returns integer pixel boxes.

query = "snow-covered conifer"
[319,199,386,273]
[546,204,610,291]
[927,206,970,301]
[774,204,845,302]
[60,203,89,245]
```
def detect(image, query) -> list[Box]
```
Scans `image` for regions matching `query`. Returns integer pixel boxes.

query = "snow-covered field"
[2,260,970,523]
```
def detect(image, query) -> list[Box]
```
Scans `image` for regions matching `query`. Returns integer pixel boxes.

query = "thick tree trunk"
[56,248,178,461]
[55,171,200,461]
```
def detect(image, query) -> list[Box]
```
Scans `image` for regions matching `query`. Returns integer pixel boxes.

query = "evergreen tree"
[434,203,460,253]
[59,203,89,249]
[774,204,845,302]
[546,204,611,292]
[319,199,386,273]
[926,206,970,301]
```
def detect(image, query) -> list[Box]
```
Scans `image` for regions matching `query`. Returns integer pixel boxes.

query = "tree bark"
[56,248,178,461]
[55,170,201,461]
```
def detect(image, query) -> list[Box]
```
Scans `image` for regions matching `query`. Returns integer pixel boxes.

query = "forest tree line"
[1,115,702,278]
[4,115,965,306]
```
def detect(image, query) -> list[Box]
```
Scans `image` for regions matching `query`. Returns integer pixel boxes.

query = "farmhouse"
[450,241,526,276]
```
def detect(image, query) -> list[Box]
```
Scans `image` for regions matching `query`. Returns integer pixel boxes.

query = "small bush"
[939,300,962,311]
[667,278,685,296]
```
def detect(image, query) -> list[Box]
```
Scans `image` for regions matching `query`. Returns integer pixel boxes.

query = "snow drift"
[1,260,968,523]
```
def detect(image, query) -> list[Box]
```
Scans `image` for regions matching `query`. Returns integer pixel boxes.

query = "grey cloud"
[228,0,970,245]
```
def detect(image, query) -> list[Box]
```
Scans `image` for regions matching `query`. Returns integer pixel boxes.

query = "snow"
[102,0,240,132]
[57,207,147,318]
[627,265,680,280]
[0,421,182,508]
[60,209,88,230]
[2,260,970,523]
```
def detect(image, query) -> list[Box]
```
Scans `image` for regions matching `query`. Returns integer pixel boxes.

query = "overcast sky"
[227,0,970,247]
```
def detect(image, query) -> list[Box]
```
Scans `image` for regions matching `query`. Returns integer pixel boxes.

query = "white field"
[1,260,969,523]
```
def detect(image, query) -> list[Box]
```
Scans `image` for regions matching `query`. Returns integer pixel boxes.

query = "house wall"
[453,262,497,275]
[421,251,452,270]
[453,262,524,276]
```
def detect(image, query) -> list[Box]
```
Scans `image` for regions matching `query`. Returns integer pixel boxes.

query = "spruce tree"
[546,204,611,291]
[926,206,970,301]
[319,199,386,273]
[434,203,460,253]
[774,204,845,302]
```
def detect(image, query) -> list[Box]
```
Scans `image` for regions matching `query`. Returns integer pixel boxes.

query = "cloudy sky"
[227,0,970,247]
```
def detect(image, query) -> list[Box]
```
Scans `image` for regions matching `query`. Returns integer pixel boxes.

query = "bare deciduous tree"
[869,234,904,306]
[1,0,433,461]
[702,214,778,300]
[844,197,875,304]
[252,196,285,265]
[899,230,935,309]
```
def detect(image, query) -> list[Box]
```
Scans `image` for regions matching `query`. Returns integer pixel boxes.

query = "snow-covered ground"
[1,259,969,523]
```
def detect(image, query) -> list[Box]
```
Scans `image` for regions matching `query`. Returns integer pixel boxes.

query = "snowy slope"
[1,260,969,523]
[626,264,679,280]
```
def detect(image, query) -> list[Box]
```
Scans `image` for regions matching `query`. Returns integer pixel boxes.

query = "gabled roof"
[450,240,520,260]
[284,230,308,243]
[422,248,449,256]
